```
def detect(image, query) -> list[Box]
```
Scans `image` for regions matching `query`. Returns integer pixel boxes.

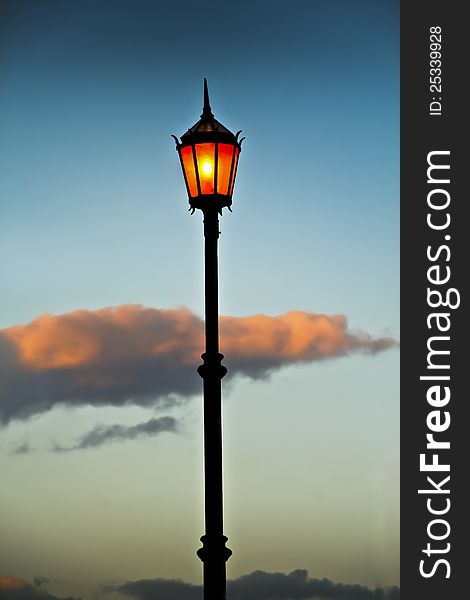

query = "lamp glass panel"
[180,146,198,197]
[229,147,240,195]
[195,143,215,195]
[217,144,234,195]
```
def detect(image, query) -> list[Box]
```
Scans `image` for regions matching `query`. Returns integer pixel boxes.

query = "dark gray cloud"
[0,305,397,424]
[52,416,178,452]
[0,571,400,600]
[32,578,51,589]
[117,570,400,600]
[119,578,200,600]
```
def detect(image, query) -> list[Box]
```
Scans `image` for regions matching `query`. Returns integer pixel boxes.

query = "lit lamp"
[172,80,243,600]
[172,78,243,213]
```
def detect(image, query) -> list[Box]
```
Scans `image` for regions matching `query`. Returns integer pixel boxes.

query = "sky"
[0,1,399,599]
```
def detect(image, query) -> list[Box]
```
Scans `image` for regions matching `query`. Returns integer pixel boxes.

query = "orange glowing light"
[217,143,234,195]
[229,147,239,195]
[202,161,213,175]
[180,146,198,197]
[195,143,215,194]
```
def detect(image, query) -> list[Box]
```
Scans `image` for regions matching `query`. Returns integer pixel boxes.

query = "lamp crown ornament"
[201,77,214,119]
[172,78,244,214]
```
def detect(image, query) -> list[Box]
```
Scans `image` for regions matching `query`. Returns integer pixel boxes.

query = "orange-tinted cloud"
[0,576,78,600]
[0,305,396,423]
[0,578,28,590]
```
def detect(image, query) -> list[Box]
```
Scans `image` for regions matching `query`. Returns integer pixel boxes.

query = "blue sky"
[0,1,399,598]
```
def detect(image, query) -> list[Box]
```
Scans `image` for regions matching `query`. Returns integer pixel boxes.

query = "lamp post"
[172,79,243,600]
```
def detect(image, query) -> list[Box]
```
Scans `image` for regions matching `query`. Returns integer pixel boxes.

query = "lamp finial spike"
[202,78,214,118]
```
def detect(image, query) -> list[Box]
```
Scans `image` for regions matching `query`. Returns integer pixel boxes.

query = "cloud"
[31,579,51,589]
[118,578,200,600]
[0,572,400,600]
[52,416,178,452]
[117,570,400,600]
[9,442,34,456]
[0,305,397,424]
[0,577,79,600]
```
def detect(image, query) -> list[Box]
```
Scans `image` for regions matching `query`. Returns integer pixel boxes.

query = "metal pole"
[196,208,232,600]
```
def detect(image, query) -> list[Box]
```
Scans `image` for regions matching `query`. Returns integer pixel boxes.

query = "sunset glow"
[0,577,27,589]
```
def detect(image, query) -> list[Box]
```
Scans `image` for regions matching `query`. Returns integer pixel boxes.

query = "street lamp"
[172,79,243,600]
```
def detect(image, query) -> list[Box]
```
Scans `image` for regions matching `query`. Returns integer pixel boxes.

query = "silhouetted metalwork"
[173,78,244,214]
[172,80,243,600]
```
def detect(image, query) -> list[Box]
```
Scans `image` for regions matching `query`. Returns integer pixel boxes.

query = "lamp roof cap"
[180,79,239,145]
